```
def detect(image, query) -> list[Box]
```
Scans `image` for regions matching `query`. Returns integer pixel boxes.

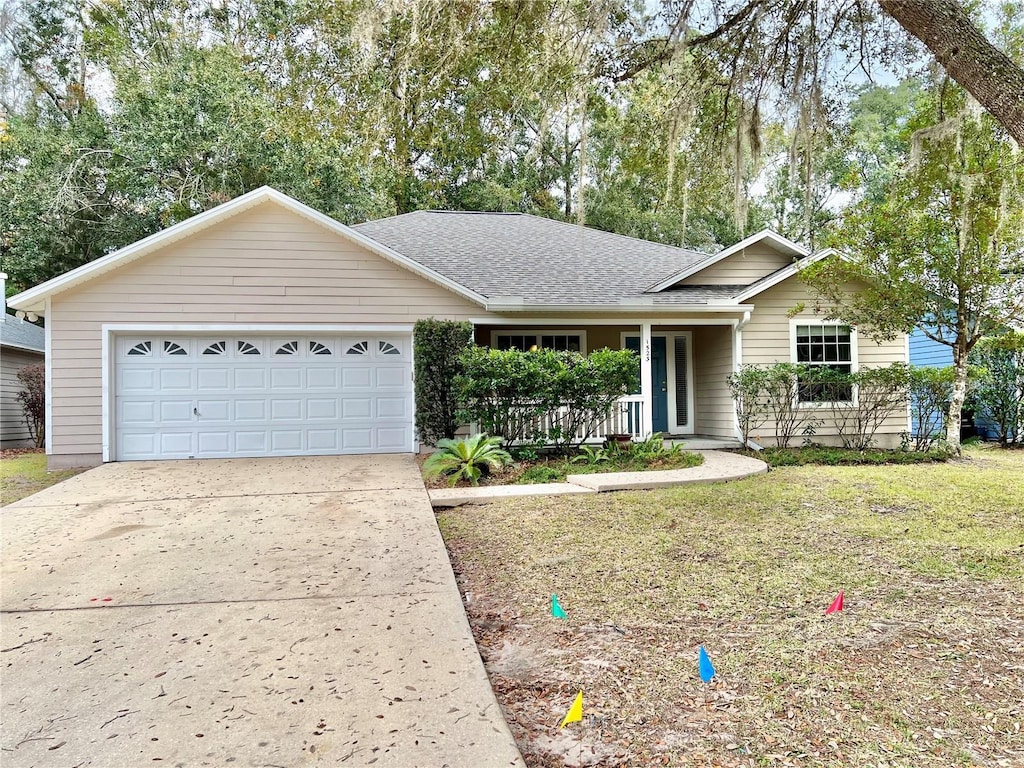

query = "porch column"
[640,321,653,436]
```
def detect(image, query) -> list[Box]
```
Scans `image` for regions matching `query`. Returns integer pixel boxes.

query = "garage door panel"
[341,428,372,450]
[375,368,407,388]
[159,432,193,455]
[307,430,338,450]
[377,427,410,450]
[341,368,372,389]
[307,368,338,389]
[197,432,231,453]
[235,431,269,452]
[271,431,303,451]
[197,368,231,390]
[235,400,267,421]
[120,401,155,424]
[115,334,413,460]
[376,397,408,419]
[159,401,194,422]
[159,369,193,390]
[342,398,372,419]
[234,369,267,389]
[307,399,337,420]
[196,400,231,421]
[269,399,302,420]
[270,368,302,389]
[121,368,156,391]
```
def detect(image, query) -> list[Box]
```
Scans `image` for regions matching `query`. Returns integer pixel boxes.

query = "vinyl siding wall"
[741,278,908,447]
[48,201,490,463]
[679,245,796,286]
[693,325,736,437]
[1,347,44,446]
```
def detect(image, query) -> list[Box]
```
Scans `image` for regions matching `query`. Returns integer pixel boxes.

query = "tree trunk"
[946,337,969,452]
[879,0,1024,146]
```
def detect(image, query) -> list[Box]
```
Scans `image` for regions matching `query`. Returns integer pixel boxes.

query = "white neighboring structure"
[1,273,46,447]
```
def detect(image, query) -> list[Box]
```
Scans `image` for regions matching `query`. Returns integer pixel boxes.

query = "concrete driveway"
[1,455,524,767]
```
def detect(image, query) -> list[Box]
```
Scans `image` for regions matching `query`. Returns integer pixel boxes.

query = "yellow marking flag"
[559,690,583,728]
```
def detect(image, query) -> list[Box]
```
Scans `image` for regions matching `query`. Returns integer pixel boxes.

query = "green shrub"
[413,319,474,445]
[819,364,912,451]
[423,434,512,486]
[570,445,610,465]
[456,347,562,444]
[548,348,639,452]
[909,366,954,450]
[726,365,770,445]
[756,446,953,467]
[968,333,1024,445]
[456,346,639,450]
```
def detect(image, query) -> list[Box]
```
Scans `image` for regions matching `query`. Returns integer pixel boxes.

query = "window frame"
[789,319,858,406]
[489,329,587,354]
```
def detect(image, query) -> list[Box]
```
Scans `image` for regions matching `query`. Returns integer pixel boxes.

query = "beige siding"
[680,245,795,286]
[49,201,492,459]
[1,347,44,446]
[741,277,908,447]
[693,326,735,438]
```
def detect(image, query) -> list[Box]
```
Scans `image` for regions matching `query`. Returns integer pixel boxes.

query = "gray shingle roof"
[353,211,738,306]
[1,312,45,353]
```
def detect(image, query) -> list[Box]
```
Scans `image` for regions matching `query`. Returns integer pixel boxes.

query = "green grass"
[0,451,85,505]
[439,445,1024,767]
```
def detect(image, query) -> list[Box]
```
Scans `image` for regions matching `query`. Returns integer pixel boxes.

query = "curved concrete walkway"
[1,455,524,767]
[429,449,767,507]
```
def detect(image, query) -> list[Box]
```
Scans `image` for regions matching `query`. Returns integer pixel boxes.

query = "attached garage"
[113,333,413,460]
[5,187,490,468]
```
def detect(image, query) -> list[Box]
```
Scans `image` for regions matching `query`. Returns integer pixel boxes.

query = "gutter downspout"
[732,311,755,448]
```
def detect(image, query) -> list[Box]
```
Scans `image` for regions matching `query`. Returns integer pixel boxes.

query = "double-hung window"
[793,323,855,403]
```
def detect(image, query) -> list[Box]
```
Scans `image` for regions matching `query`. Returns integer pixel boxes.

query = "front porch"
[473,318,745,443]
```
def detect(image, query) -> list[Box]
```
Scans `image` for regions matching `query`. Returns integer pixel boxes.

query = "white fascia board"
[645,229,811,293]
[101,322,416,334]
[7,186,488,312]
[732,248,838,303]
[483,302,754,314]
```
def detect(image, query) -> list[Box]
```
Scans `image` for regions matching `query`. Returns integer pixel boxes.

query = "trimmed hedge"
[413,319,474,445]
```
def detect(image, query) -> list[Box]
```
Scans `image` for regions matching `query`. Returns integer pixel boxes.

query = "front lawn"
[0,450,86,505]
[438,445,1024,767]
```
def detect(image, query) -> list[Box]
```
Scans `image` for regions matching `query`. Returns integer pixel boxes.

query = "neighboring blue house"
[909,326,997,440]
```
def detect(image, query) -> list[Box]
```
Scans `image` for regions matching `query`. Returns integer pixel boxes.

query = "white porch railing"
[514,394,645,444]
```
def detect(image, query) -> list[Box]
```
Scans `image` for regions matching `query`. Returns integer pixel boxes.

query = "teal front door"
[625,336,669,433]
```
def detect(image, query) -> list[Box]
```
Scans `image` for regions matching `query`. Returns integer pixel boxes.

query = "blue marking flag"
[698,645,716,683]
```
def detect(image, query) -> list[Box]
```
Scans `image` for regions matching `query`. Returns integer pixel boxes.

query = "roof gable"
[7,187,487,313]
[647,230,809,292]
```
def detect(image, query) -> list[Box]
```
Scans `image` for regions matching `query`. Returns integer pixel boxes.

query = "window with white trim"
[793,323,855,403]
[491,331,585,353]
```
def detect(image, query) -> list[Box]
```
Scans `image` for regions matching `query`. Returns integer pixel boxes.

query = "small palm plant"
[423,434,513,486]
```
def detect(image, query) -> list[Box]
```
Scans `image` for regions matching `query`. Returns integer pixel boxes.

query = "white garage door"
[114,334,413,460]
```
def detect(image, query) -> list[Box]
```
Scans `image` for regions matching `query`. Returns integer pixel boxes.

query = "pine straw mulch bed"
[438,447,1024,768]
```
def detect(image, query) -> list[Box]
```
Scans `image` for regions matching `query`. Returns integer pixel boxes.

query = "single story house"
[7,187,909,469]
[1,273,46,448]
